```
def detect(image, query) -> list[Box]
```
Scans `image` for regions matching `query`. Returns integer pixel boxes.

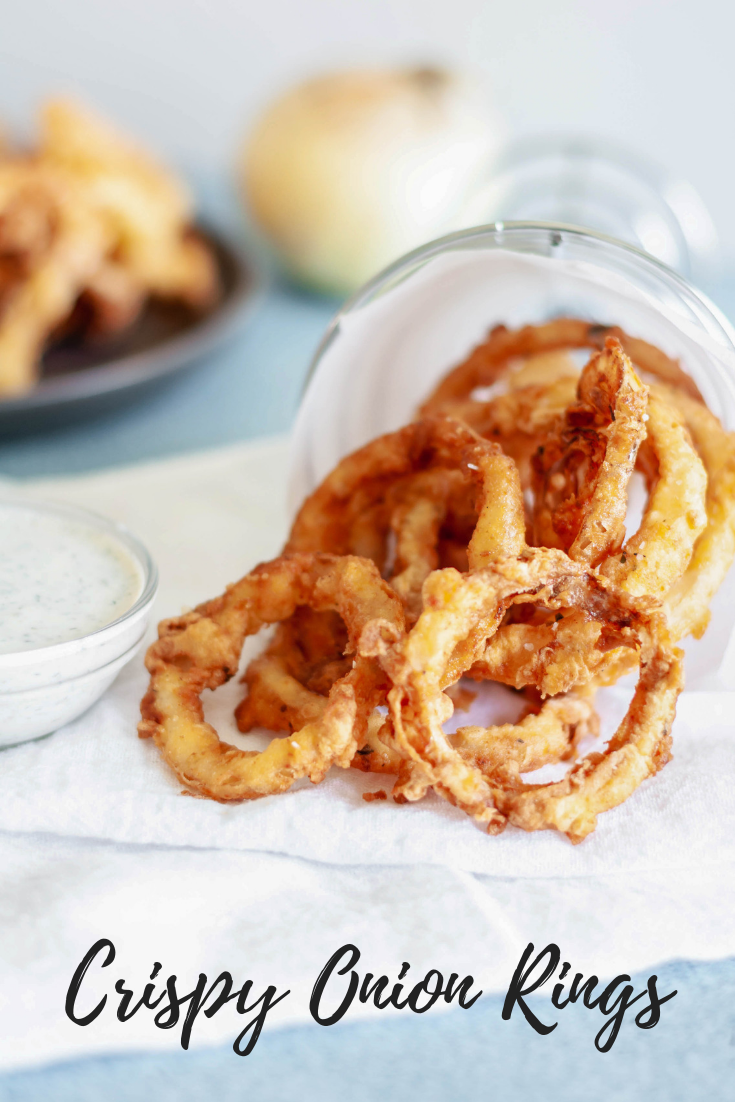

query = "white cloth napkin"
[1,436,734,1071]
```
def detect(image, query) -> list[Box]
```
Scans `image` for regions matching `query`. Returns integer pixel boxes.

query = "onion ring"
[420,317,703,415]
[139,553,405,802]
[465,356,706,690]
[238,417,526,741]
[600,389,707,598]
[653,385,735,639]
[380,553,682,840]
[531,338,648,565]
[287,415,525,571]
[450,686,598,782]
[467,609,614,696]
[391,682,598,802]
[491,635,681,843]
[0,161,112,394]
[139,316,718,843]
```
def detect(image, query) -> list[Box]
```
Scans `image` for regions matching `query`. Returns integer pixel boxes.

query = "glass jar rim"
[304,220,735,390]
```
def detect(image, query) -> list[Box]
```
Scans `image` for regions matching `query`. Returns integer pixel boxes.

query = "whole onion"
[241,68,503,295]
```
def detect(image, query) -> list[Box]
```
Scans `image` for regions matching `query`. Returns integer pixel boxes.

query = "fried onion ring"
[0,161,112,394]
[139,553,405,802]
[531,338,648,565]
[389,682,599,802]
[287,415,525,571]
[600,389,707,598]
[491,635,681,842]
[653,385,735,639]
[237,417,526,742]
[420,316,704,415]
[379,553,682,841]
[465,357,706,691]
[450,686,598,782]
[40,98,219,309]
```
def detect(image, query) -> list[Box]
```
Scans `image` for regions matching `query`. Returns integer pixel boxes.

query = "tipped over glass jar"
[291,221,735,692]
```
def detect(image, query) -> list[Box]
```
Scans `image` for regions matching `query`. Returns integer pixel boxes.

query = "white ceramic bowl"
[0,499,157,747]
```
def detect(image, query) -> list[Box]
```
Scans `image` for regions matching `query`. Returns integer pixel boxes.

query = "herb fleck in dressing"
[0,503,144,654]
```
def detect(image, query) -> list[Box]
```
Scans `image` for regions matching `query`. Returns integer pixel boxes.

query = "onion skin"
[241,68,503,295]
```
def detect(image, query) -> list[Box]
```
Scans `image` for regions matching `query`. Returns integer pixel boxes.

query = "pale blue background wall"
[1,1,733,253]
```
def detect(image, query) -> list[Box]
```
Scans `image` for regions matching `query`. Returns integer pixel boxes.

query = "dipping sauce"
[0,501,145,655]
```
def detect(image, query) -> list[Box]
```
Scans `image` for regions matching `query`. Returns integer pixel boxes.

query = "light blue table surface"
[1,183,734,1099]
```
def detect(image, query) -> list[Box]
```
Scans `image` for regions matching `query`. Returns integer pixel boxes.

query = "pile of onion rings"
[140,318,735,843]
[0,98,219,396]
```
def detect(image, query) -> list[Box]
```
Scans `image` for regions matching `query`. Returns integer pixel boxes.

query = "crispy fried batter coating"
[431,335,709,692]
[287,415,522,566]
[380,553,682,841]
[655,385,735,639]
[140,314,732,843]
[532,338,648,565]
[0,98,220,396]
[140,553,405,802]
[39,99,219,309]
[389,682,599,807]
[468,610,617,696]
[420,316,703,414]
[240,417,526,749]
[469,380,710,691]
[234,607,350,735]
[600,389,707,598]
[492,629,682,843]
[0,161,112,394]
[450,686,598,781]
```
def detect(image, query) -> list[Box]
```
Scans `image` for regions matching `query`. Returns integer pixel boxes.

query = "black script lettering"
[114,963,166,1021]
[181,972,239,1050]
[551,962,571,1009]
[634,976,677,1030]
[594,976,646,1053]
[152,970,275,1052]
[444,973,483,1009]
[568,972,601,1009]
[310,944,360,1025]
[233,985,290,1057]
[407,969,445,1013]
[65,938,116,1026]
[358,973,392,1009]
[388,963,412,1010]
[551,968,601,1010]
[153,974,186,1029]
[503,948,678,1051]
[502,943,559,1035]
[65,946,288,1055]
[313,949,481,1023]
[202,972,239,1020]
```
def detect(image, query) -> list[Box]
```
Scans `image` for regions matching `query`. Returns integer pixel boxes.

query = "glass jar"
[294,221,735,502]
[291,220,735,690]
[460,138,720,283]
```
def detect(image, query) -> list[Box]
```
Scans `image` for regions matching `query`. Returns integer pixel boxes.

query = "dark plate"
[0,226,263,436]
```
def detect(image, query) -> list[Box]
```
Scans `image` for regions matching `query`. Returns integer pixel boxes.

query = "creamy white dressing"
[0,502,144,655]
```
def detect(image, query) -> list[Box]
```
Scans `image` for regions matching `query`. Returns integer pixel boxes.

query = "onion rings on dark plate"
[0,226,262,437]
